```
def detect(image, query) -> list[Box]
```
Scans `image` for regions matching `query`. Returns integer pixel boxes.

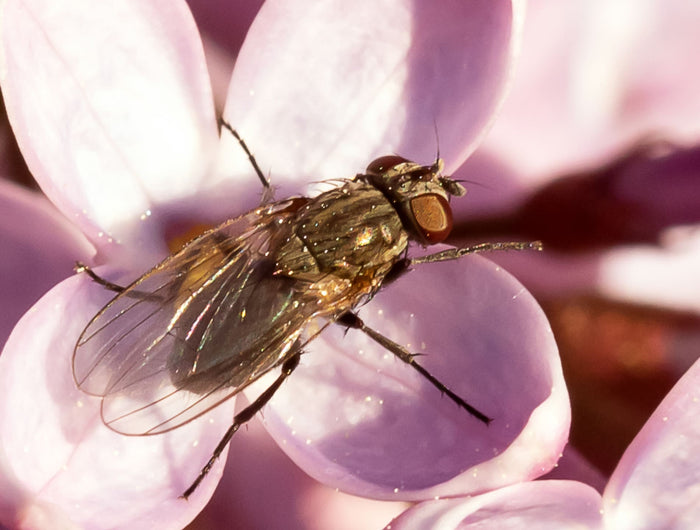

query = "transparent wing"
[73,199,324,435]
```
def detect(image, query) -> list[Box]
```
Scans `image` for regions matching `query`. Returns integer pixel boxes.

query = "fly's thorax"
[273,181,408,283]
[361,156,466,245]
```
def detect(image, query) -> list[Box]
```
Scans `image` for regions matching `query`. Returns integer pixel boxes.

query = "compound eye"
[366,155,409,174]
[409,194,453,243]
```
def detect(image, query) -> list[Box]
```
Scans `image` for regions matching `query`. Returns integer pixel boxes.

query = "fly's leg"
[182,351,302,499]
[219,118,274,204]
[75,262,165,302]
[411,240,543,266]
[74,262,125,293]
[336,312,491,425]
[384,240,542,285]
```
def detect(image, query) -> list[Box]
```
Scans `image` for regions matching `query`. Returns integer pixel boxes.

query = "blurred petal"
[597,230,700,314]
[603,357,700,529]
[258,255,567,499]
[482,0,700,186]
[387,480,603,529]
[0,0,218,261]
[0,180,92,348]
[219,0,521,196]
[0,275,237,529]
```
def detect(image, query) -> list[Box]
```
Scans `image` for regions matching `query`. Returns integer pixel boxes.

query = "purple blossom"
[0,1,566,529]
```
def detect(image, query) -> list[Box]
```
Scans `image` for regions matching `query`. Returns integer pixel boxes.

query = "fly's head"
[363,155,466,245]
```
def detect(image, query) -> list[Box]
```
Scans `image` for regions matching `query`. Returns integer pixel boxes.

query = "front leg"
[411,240,542,265]
[385,240,542,284]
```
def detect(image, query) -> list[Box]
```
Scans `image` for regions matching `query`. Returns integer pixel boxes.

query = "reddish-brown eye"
[409,194,453,243]
[366,155,409,174]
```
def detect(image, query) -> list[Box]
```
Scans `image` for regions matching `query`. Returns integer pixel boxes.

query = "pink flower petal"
[0,274,237,529]
[603,357,700,528]
[387,480,603,529]
[219,0,521,196]
[258,255,567,499]
[0,0,218,260]
[0,181,92,348]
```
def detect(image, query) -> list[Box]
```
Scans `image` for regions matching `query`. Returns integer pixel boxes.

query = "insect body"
[73,125,540,497]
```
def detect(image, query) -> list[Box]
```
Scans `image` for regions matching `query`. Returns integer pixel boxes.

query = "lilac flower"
[0,1,566,529]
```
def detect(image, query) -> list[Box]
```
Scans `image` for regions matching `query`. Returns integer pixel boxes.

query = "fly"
[73,120,541,498]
